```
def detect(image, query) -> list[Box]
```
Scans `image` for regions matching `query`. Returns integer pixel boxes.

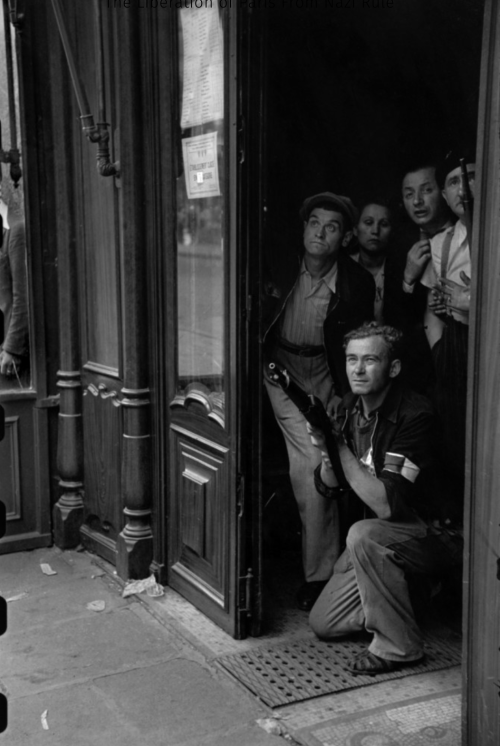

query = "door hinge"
[239,567,254,617]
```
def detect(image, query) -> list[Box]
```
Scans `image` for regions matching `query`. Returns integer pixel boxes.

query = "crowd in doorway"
[263,150,473,675]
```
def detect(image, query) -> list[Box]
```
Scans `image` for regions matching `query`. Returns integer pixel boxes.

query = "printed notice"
[180,7,224,129]
[182,132,221,199]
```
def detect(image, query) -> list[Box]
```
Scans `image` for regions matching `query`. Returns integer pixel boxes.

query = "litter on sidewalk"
[40,563,57,576]
[122,574,164,598]
[6,592,27,602]
[86,600,106,612]
[257,718,285,736]
[256,718,301,744]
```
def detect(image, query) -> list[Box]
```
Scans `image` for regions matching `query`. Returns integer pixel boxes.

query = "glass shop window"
[176,6,225,406]
[0,1,29,393]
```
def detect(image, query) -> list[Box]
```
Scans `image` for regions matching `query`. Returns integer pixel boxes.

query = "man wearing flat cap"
[263,192,375,610]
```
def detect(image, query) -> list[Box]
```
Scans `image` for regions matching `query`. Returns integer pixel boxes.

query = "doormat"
[216,632,461,707]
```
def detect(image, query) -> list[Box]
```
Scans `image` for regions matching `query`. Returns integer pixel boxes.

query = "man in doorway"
[401,161,455,291]
[308,322,461,674]
[263,192,375,611]
[419,151,475,522]
[396,161,456,394]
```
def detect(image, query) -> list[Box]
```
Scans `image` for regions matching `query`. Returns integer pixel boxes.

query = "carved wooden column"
[52,19,84,548]
[54,370,84,547]
[115,7,153,579]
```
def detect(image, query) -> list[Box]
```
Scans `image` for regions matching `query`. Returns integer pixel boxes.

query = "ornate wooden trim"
[170,423,230,454]
[170,383,225,428]
[114,5,153,580]
[83,361,120,379]
[49,2,87,549]
[3,416,21,520]
[54,368,84,547]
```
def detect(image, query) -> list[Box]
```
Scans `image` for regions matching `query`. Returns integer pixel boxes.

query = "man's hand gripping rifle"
[267,362,349,491]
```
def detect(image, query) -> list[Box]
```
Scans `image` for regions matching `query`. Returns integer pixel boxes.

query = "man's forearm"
[337,441,391,519]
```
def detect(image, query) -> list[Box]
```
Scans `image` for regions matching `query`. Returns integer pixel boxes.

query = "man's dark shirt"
[335,381,438,524]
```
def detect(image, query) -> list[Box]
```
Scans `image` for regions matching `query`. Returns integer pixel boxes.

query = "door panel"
[0,401,51,552]
[170,423,230,610]
[80,379,123,563]
[166,5,247,637]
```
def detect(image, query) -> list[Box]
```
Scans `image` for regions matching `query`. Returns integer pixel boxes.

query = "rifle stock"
[267,362,349,490]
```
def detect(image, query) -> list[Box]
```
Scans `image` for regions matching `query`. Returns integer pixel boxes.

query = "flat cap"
[436,149,476,188]
[300,192,358,228]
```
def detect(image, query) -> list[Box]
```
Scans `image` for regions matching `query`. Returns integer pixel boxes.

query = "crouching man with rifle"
[297,322,462,676]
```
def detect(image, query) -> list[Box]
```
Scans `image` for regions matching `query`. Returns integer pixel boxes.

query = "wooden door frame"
[462,0,500,741]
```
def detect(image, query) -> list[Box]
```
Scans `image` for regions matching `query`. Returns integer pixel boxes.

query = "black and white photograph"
[0,0,497,743]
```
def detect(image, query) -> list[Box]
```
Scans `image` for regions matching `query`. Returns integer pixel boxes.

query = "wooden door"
[165,5,263,638]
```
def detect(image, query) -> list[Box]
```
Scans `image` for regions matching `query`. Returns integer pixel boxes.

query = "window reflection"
[176,7,225,400]
[0,8,29,392]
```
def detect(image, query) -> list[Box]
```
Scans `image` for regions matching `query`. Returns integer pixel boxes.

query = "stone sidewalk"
[0,547,280,746]
[0,546,463,746]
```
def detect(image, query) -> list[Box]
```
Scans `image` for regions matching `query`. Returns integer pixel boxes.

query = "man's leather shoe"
[296,581,328,611]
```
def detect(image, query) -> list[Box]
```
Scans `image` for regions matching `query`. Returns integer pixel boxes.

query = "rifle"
[459,157,474,249]
[267,362,349,490]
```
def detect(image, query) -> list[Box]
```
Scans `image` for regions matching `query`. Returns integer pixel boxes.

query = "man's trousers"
[264,350,340,582]
[309,518,463,661]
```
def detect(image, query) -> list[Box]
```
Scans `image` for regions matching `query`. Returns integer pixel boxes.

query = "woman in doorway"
[350,201,432,395]
[350,202,393,323]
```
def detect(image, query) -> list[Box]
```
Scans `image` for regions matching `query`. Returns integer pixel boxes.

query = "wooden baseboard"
[0,532,52,554]
[80,524,117,565]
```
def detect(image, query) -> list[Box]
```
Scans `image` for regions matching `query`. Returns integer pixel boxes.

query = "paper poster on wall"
[182,131,221,199]
[180,7,224,129]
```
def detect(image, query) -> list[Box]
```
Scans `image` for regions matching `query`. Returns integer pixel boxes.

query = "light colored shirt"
[421,221,470,325]
[351,251,385,323]
[280,259,337,346]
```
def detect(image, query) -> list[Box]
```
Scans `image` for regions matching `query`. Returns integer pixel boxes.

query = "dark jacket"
[337,381,437,522]
[347,240,433,396]
[262,252,375,396]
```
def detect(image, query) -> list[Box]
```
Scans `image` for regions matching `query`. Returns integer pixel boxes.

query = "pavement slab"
[2,605,180,697]
[0,548,280,746]
[0,547,464,746]
[94,658,277,744]
[5,682,142,746]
